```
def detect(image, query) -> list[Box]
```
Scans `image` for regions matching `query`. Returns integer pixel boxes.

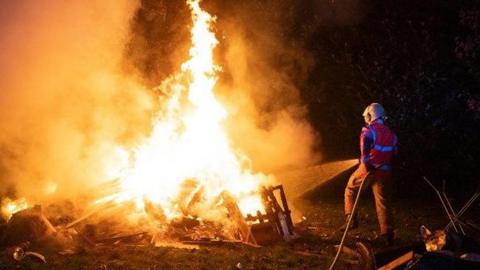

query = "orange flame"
[102,0,270,222]
[1,198,29,220]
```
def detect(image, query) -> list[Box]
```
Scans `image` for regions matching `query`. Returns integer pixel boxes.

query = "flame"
[44,181,58,195]
[102,0,269,223]
[1,198,29,220]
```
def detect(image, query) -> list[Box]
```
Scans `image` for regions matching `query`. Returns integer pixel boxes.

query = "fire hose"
[328,172,370,270]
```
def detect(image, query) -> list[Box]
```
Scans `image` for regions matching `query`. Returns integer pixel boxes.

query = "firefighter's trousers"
[344,167,393,235]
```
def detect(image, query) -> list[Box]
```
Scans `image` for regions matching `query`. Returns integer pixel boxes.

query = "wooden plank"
[294,251,323,258]
[378,251,414,270]
[221,192,257,246]
[66,200,117,228]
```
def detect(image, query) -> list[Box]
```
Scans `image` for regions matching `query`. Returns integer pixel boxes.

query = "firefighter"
[343,103,397,245]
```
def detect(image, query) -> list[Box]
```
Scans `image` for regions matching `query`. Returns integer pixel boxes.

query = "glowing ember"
[44,181,58,195]
[102,0,270,223]
[1,198,29,220]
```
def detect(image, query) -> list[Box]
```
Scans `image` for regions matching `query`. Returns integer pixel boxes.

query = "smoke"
[0,1,152,203]
[211,0,370,174]
[213,1,321,174]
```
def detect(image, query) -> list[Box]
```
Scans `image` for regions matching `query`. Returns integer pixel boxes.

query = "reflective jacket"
[360,119,397,171]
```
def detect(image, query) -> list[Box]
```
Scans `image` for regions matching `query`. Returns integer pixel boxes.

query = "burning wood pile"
[0,184,295,264]
[0,0,298,264]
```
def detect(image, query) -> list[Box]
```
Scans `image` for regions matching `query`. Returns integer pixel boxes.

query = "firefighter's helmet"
[363,103,385,123]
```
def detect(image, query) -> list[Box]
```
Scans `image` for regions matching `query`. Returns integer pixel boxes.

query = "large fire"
[0,0,271,232]
[94,0,270,224]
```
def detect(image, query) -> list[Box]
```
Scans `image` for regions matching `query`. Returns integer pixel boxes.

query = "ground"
[0,196,457,270]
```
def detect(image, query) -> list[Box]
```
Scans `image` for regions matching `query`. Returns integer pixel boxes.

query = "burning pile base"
[0,185,295,263]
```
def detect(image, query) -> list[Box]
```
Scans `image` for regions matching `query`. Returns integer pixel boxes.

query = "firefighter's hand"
[358,163,370,176]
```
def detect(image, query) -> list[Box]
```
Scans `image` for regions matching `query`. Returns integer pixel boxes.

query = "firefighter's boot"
[340,214,358,232]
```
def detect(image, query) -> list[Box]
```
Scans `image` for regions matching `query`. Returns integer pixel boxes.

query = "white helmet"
[363,103,385,123]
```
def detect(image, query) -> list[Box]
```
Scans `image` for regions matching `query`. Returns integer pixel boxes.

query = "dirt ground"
[0,195,462,270]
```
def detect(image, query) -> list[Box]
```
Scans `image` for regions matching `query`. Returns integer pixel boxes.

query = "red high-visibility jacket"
[360,119,397,171]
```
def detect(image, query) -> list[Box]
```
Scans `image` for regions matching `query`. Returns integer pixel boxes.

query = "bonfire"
[0,0,293,249]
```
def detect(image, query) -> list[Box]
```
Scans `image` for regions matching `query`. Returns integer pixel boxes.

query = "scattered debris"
[7,242,46,264]
[1,205,56,247]
[408,178,480,268]
[335,244,358,258]
[58,249,75,256]
[9,242,30,261]
[406,251,480,270]
[378,251,414,270]
[22,251,47,264]
[0,184,299,267]
[331,241,376,269]
[294,250,323,258]
[245,185,296,245]
[95,232,148,245]
[355,241,376,270]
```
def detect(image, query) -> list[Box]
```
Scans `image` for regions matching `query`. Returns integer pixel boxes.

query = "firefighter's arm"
[359,127,374,173]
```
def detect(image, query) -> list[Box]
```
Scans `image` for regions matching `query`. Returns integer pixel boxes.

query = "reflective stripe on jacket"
[360,119,397,171]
